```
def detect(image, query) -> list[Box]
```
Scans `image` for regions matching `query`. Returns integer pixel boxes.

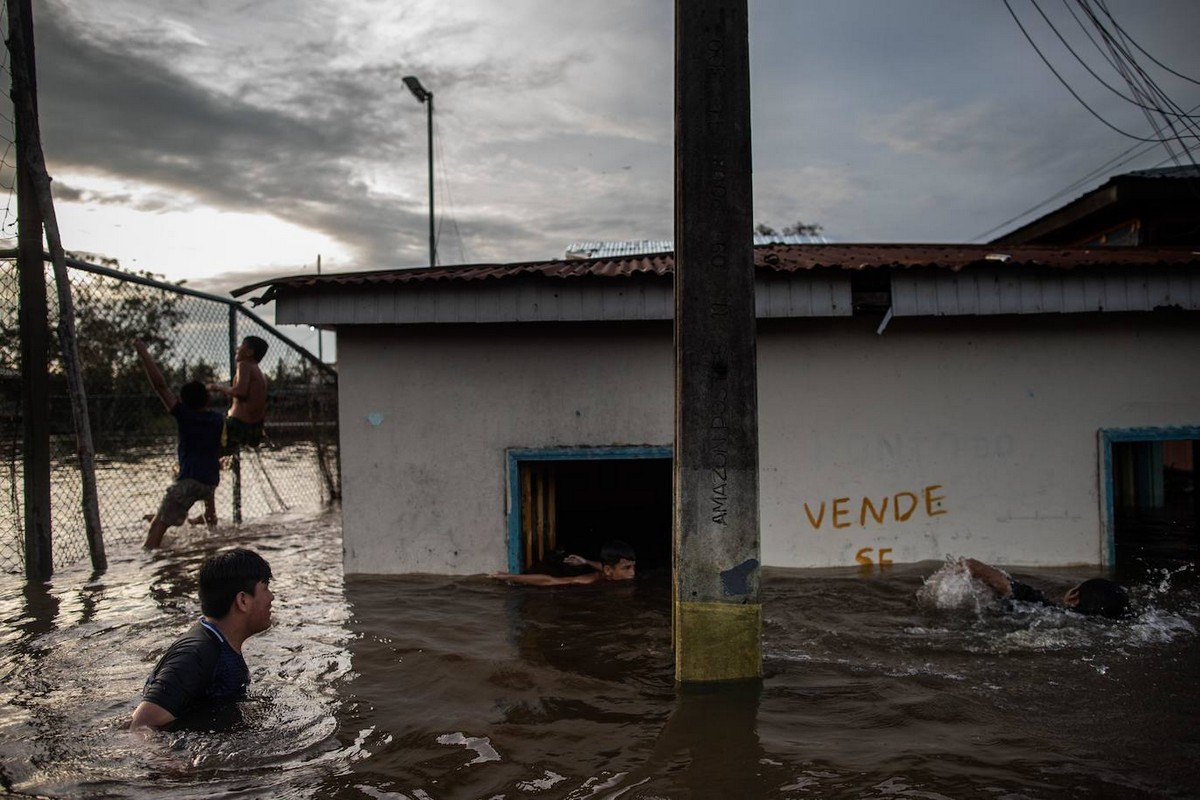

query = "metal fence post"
[229,304,242,524]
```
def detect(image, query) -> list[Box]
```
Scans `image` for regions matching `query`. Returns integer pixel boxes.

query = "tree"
[46,265,190,442]
[783,220,824,237]
[755,221,824,238]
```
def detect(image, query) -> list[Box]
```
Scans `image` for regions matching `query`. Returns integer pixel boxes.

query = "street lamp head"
[402,75,430,103]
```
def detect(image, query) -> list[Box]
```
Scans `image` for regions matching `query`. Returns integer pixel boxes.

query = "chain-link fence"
[1,254,339,574]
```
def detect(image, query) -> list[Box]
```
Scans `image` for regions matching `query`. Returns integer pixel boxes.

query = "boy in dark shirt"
[130,548,274,731]
[135,340,224,549]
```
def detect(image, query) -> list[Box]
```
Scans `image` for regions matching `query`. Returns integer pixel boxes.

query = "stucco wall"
[337,315,1200,574]
[337,323,674,574]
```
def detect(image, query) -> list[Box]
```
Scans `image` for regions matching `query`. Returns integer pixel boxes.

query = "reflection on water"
[1,513,1198,798]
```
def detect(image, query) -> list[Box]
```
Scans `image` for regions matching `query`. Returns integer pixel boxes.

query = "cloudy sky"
[9,0,1200,303]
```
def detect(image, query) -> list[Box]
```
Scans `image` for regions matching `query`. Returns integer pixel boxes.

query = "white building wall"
[337,323,674,575]
[338,316,1200,574]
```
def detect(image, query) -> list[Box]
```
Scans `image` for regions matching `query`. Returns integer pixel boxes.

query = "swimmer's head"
[600,539,636,582]
[1063,578,1129,618]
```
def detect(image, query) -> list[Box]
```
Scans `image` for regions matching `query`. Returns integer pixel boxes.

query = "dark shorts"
[157,478,216,527]
[1007,579,1053,608]
[222,417,264,453]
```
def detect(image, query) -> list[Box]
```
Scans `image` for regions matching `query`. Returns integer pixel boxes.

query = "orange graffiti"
[805,485,948,531]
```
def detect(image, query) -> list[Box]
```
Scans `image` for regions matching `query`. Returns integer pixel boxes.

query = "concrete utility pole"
[673,0,762,682]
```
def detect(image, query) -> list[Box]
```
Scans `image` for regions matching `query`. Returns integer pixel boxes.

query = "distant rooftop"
[991,165,1200,246]
[1121,165,1200,180]
[564,233,830,259]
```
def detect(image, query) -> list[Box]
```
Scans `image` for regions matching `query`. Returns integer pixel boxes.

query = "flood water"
[2,511,1198,799]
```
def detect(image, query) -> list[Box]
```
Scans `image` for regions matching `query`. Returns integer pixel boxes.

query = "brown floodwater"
[1,510,1198,799]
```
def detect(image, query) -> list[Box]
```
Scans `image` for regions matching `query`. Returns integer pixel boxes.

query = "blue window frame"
[505,445,672,573]
[1099,426,1200,567]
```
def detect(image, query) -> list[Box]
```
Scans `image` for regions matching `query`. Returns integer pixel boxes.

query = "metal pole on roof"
[403,75,436,267]
[316,254,323,363]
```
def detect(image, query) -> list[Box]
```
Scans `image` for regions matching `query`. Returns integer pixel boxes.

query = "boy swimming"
[490,540,636,586]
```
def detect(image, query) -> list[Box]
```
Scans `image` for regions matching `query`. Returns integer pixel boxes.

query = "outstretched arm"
[134,340,176,411]
[563,554,601,571]
[962,558,1013,597]
[207,364,246,400]
[489,571,596,586]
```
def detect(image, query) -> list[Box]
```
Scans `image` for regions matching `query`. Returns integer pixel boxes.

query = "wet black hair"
[1073,578,1129,619]
[243,336,268,362]
[199,548,273,618]
[600,539,636,566]
[180,380,209,410]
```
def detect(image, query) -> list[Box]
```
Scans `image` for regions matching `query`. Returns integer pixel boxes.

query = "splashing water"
[915,557,1002,616]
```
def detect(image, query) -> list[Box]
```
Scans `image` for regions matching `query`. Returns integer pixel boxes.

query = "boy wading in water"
[209,335,269,455]
[135,340,223,549]
[490,540,637,586]
[130,548,274,731]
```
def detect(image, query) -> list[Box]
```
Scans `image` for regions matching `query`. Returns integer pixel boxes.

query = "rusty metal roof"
[232,243,1200,298]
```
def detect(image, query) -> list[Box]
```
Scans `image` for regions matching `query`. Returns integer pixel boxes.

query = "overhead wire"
[1028,0,1196,120]
[1001,0,1199,145]
[1087,0,1200,87]
[1073,0,1200,157]
[432,110,468,265]
[980,1,1200,240]
[968,138,1162,241]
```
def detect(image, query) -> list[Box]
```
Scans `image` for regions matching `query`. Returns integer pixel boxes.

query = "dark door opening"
[516,456,672,576]
[1112,438,1199,565]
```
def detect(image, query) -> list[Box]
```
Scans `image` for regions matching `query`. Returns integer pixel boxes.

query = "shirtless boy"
[208,336,269,452]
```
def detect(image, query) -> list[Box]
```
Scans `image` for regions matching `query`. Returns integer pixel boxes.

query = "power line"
[1087,0,1200,87]
[1075,0,1200,166]
[432,111,468,265]
[1002,0,1200,145]
[1026,0,1198,121]
[981,1,1200,240]
[968,127,1197,242]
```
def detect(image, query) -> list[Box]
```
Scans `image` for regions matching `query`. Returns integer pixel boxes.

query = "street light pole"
[403,75,435,267]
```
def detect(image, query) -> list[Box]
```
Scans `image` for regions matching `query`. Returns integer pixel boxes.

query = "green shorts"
[157,478,216,527]
[222,417,264,453]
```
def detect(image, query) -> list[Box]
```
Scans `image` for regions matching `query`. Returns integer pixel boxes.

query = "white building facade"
[243,244,1200,575]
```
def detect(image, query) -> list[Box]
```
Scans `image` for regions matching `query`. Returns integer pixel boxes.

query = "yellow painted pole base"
[674,600,762,683]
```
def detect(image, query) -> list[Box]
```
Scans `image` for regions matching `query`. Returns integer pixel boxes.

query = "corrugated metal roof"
[233,243,1200,298]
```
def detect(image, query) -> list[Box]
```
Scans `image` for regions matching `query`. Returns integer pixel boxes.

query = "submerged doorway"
[506,447,672,575]
[1102,428,1199,566]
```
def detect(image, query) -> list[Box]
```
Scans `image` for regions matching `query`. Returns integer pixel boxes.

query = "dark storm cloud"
[24,0,1200,286]
[32,6,486,269]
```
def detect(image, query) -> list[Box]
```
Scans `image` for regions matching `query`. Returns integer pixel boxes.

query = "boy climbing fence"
[0,254,340,574]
